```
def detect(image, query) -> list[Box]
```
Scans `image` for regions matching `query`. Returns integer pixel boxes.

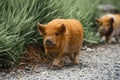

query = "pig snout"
[45,39,55,47]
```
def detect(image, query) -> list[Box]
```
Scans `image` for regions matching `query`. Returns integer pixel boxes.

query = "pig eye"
[43,32,46,36]
[98,23,102,26]
[55,32,59,36]
[106,24,110,26]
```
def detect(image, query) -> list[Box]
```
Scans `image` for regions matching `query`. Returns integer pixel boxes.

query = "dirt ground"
[0,44,120,80]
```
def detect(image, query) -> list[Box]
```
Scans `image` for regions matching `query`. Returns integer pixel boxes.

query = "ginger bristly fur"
[37,19,84,67]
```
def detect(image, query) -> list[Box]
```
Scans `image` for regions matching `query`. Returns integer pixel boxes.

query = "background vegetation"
[0,0,119,69]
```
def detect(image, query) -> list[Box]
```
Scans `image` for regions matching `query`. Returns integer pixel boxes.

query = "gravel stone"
[86,48,93,52]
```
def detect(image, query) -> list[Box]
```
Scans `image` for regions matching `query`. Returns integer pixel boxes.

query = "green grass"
[0,0,62,69]
[0,0,111,69]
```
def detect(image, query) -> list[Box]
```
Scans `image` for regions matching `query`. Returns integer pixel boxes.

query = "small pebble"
[86,48,93,52]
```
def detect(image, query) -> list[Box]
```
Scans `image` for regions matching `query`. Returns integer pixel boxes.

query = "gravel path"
[0,44,120,80]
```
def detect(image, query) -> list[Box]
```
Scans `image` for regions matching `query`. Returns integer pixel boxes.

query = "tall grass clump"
[0,0,62,69]
[0,0,104,69]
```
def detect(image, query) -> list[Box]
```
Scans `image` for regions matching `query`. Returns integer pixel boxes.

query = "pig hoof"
[74,61,79,65]
[52,59,61,67]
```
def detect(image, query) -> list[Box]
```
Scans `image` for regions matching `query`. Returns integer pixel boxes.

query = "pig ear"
[59,24,66,34]
[109,17,114,24]
[37,22,46,35]
[95,18,100,24]
[95,18,102,26]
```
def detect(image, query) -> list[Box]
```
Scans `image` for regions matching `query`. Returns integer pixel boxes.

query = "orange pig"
[96,14,120,43]
[37,19,84,67]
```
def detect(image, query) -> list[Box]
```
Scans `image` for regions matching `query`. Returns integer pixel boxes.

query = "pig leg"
[100,36,106,42]
[115,35,119,43]
[107,37,115,43]
[106,33,115,43]
[69,54,74,61]
[52,52,64,67]
[73,51,79,65]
